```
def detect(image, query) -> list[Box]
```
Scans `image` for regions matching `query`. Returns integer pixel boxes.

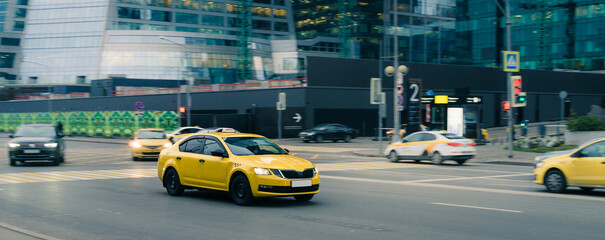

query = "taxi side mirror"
[211,150,228,158]
[284,148,290,153]
[169,137,174,143]
[8,134,14,138]
[571,151,586,158]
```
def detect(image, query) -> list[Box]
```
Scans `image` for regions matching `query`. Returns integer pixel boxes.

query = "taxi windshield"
[224,137,287,156]
[137,131,166,139]
[15,126,56,137]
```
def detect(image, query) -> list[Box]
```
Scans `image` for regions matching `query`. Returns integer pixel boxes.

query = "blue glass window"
[118,7,141,19]
[175,12,198,24]
[202,15,224,26]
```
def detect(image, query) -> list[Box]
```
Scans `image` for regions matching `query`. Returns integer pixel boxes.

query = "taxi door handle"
[199,159,205,163]
[176,157,181,160]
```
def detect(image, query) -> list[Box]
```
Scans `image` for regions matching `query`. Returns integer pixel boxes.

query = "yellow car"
[157,131,320,205]
[130,128,172,161]
[534,137,605,193]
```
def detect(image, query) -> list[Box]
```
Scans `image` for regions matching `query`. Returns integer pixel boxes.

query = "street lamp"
[159,36,191,126]
[384,65,408,143]
[22,59,52,114]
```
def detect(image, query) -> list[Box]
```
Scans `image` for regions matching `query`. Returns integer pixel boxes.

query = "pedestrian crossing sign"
[503,51,520,72]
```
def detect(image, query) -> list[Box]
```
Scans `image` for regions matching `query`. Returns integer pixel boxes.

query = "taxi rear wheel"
[388,151,399,163]
[230,175,254,206]
[432,152,443,165]
[544,169,567,193]
[164,169,184,196]
[294,194,314,202]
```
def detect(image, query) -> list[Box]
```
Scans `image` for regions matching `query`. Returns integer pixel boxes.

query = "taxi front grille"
[271,168,315,179]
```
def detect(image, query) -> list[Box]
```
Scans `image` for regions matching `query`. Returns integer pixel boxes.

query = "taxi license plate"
[24,149,40,154]
[291,180,312,188]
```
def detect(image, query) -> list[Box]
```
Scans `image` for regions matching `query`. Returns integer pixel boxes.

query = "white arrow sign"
[293,113,302,123]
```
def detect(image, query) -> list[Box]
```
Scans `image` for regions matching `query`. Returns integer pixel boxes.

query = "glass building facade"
[456,0,605,71]
[292,0,457,63]
[0,0,26,81]
[18,0,296,84]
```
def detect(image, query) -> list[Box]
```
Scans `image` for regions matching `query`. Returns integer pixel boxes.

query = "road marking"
[0,221,61,240]
[60,171,111,180]
[0,177,24,184]
[406,173,533,183]
[310,154,319,159]
[321,175,605,202]
[431,202,523,213]
[0,174,43,183]
[20,172,76,181]
[43,172,94,180]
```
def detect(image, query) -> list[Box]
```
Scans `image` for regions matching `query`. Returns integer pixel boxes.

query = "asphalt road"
[0,138,603,240]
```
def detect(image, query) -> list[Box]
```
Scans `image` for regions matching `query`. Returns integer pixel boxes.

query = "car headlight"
[131,142,142,148]
[254,167,271,175]
[535,161,544,169]
[8,143,20,148]
[163,142,172,148]
[314,167,319,174]
[44,143,58,148]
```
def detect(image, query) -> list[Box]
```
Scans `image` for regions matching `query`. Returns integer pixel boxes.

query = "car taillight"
[469,142,477,146]
[447,142,462,146]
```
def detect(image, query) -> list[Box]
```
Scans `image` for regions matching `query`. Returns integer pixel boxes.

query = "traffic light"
[502,101,511,111]
[179,107,186,113]
[511,76,526,107]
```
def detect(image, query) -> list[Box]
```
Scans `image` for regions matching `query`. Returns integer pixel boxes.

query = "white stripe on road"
[5,173,58,182]
[42,172,93,180]
[406,173,533,183]
[431,202,523,213]
[96,170,151,178]
[70,171,123,179]
[321,175,605,202]
[0,177,23,184]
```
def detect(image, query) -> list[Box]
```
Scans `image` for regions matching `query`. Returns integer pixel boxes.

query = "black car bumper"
[9,149,61,161]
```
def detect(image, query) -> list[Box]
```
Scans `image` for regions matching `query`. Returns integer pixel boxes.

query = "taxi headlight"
[314,167,319,174]
[163,142,172,148]
[8,143,20,148]
[131,142,142,148]
[536,161,544,169]
[254,168,271,175]
[44,142,58,148]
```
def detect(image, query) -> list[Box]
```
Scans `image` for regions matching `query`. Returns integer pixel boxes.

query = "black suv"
[8,124,65,166]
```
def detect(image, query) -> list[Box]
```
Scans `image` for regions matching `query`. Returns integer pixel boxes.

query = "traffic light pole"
[505,0,514,158]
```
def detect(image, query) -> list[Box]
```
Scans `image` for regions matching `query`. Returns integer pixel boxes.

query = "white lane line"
[321,175,605,202]
[71,171,123,179]
[0,221,61,240]
[96,170,150,178]
[42,172,93,180]
[431,202,523,213]
[5,173,58,182]
[406,173,534,183]
[0,177,23,183]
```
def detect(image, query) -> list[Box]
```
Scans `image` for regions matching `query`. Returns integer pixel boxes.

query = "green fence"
[0,111,179,137]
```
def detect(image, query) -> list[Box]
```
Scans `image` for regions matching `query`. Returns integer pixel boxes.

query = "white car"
[167,127,205,137]
[384,131,477,165]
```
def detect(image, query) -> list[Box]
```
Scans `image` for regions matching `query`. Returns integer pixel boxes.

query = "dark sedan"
[299,123,357,143]
[8,124,65,166]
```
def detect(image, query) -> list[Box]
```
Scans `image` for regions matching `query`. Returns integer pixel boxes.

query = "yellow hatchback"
[534,137,605,193]
[157,132,320,205]
[130,128,172,161]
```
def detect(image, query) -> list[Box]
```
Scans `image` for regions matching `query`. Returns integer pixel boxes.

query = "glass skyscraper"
[456,0,605,71]
[0,0,26,81]
[18,0,296,84]
[292,0,457,63]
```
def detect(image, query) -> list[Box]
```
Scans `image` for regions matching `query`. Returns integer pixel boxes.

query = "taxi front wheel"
[164,169,184,196]
[230,175,254,206]
[544,169,567,193]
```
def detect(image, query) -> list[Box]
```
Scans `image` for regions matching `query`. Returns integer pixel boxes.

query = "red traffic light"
[502,101,511,111]
[179,107,186,113]
[513,79,522,87]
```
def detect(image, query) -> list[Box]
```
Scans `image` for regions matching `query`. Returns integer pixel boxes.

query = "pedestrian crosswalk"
[0,161,426,185]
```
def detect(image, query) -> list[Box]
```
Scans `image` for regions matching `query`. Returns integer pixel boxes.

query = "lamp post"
[159,36,191,126]
[22,59,52,113]
[384,65,408,143]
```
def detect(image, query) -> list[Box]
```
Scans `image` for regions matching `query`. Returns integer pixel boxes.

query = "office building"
[16,0,297,85]
[0,0,26,81]
[456,0,605,71]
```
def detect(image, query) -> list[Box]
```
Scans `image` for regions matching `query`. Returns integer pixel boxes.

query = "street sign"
[396,74,403,84]
[293,113,302,123]
[277,92,286,110]
[370,78,385,104]
[397,95,404,105]
[396,84,403,94]
[503,51,520,72]
[134,101,144,111]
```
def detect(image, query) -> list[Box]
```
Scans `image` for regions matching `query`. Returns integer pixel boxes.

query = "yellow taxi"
[130,128,172,161]
[157,130,320,205]
[534,137,605,193]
